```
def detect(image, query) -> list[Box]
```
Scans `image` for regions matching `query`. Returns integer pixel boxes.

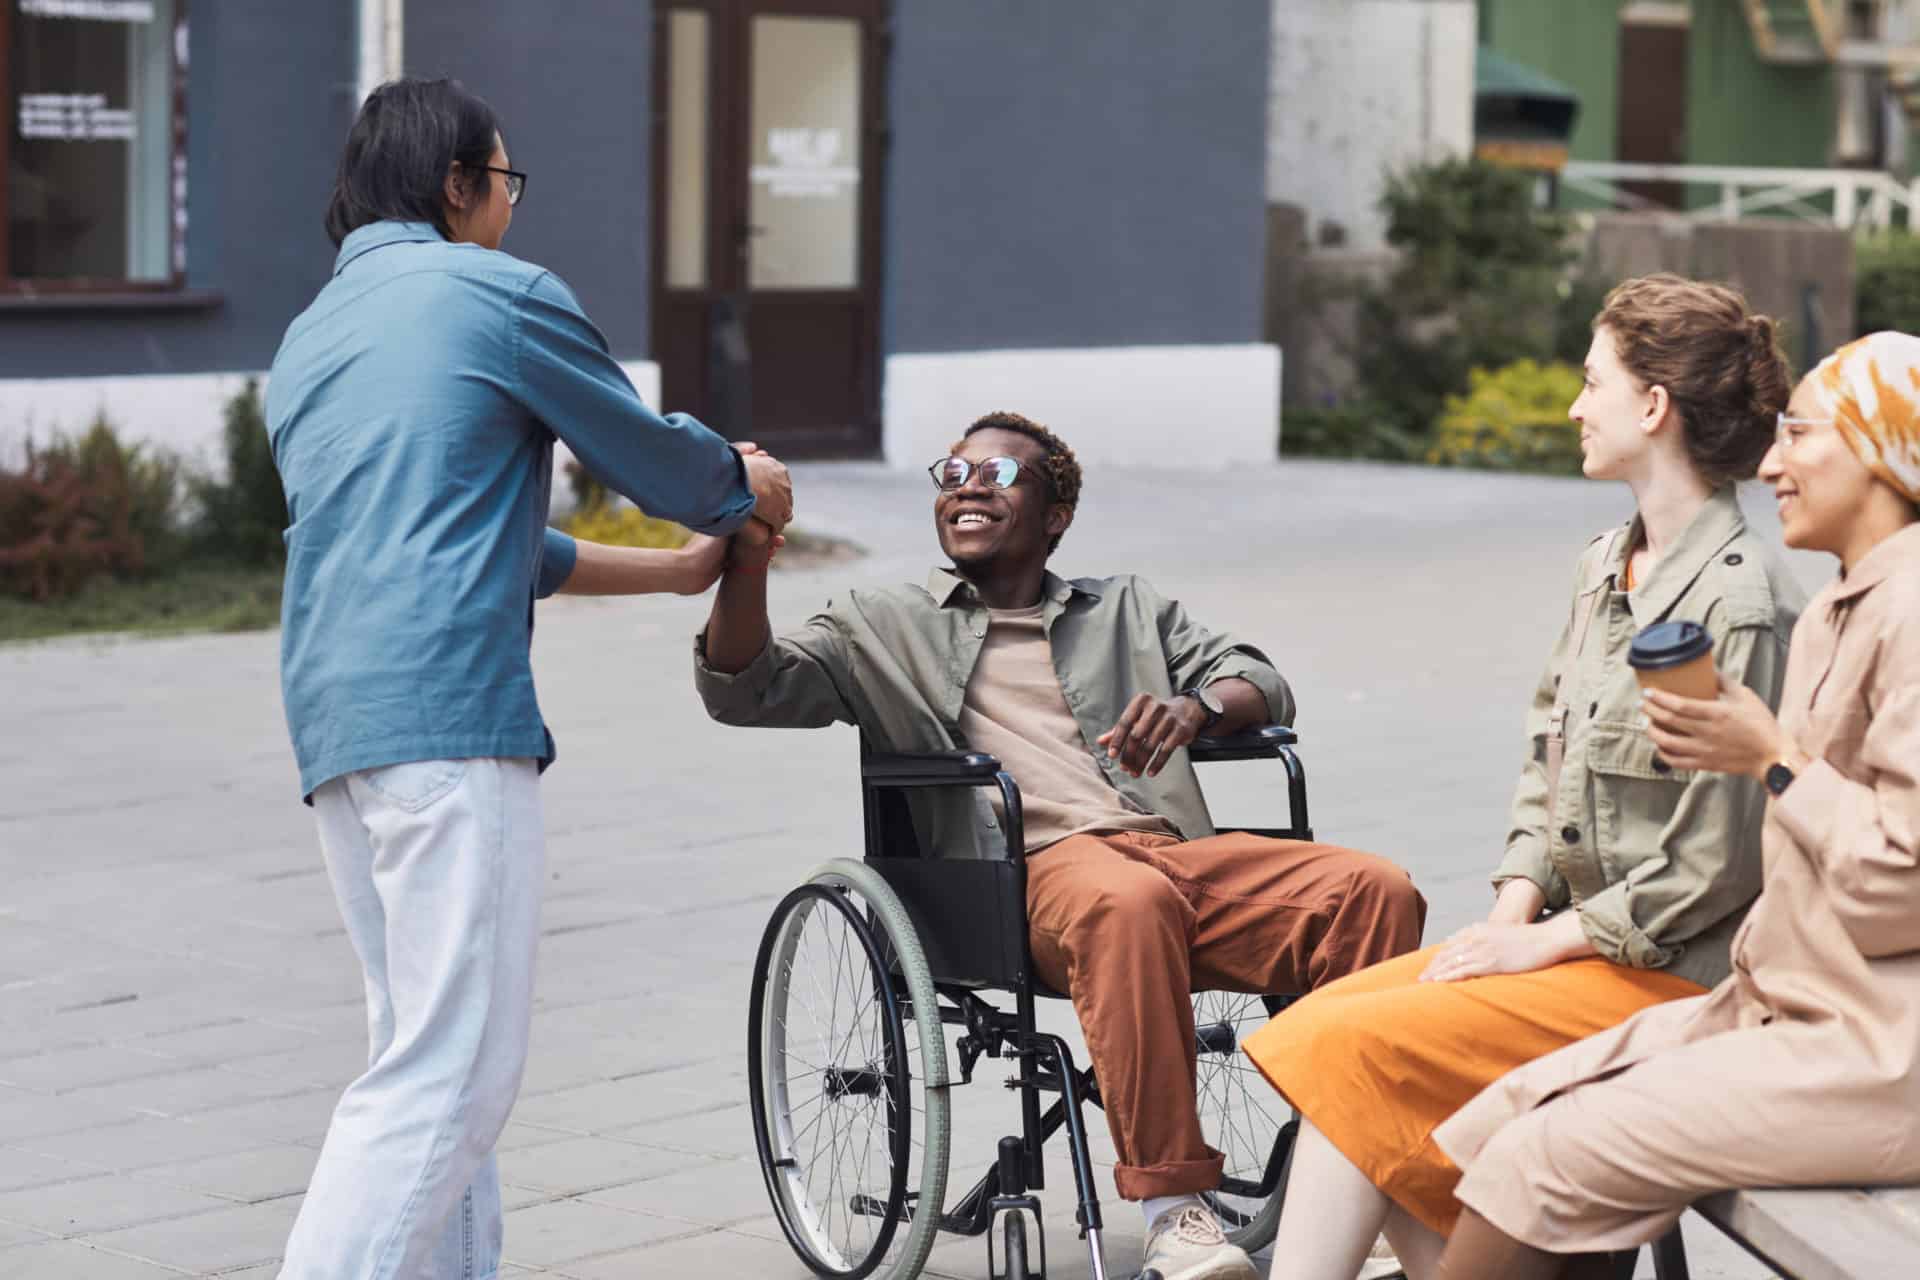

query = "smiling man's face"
[933,427,1070,574]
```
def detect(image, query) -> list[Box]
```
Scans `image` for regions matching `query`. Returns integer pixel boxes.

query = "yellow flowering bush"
[1427,359,1585,475]
[561,500,690,549]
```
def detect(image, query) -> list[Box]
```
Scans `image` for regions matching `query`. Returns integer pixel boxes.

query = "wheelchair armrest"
[862,749,1006,788]
[1190,724,1299,763]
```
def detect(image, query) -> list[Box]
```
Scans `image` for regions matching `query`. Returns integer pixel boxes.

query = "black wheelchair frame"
[854,724,1311,1280]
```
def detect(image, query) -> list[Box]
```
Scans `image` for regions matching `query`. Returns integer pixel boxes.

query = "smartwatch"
[1182,686,1225,734]
[1764,761,1796,796]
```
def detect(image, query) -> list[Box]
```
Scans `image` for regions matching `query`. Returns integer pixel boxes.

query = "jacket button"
[1652,756,1672,774]
[1725,553,1744,566]
[986,819,997,829]
[1561,825,1581,843]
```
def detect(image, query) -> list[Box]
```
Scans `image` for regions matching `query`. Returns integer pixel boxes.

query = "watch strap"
[1182,688,1224,733]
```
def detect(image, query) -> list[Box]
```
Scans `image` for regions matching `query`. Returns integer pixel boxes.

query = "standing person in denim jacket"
[268,79,791,1280]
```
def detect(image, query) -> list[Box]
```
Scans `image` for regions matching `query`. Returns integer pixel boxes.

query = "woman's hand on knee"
[1419,915,1588,983]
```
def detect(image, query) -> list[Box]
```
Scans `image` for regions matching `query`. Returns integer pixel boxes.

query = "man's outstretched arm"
[694,520,855,729]
[703,520,779,673]
[546,533,729,597]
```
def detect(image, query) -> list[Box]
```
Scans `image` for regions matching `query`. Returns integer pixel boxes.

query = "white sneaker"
[1358,1234,1407,1280]
[1141,1203,1258,1280]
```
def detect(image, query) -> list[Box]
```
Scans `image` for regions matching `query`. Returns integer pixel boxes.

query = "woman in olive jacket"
[1241,275,1806,1280]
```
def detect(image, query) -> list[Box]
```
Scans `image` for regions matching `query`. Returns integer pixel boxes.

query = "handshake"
[734,442,793,574]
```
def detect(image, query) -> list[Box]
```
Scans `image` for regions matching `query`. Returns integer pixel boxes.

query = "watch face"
[1198,688,1224,716]
[1765,762,1795,796]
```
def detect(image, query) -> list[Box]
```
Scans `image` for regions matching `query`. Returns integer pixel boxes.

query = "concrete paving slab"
[498,1198,686,1269]
[0,1172,229,1236]
[495,1136,689,1196]
[0,1240,182,1279]
[87,1198,301,1274]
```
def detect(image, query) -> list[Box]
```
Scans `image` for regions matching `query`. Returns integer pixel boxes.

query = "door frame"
[648,0,890,456]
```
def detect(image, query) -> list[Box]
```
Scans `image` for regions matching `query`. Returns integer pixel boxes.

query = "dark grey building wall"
[884,0,1271,353]
[0,5,356,380]
[407,0,656,360]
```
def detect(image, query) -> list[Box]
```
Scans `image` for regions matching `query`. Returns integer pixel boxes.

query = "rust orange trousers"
[1024,830,1425,1199]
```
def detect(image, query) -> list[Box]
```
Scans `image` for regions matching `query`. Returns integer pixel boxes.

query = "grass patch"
[0,564,283,644]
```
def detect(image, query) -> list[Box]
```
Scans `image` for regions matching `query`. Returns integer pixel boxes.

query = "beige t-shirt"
[958,605,1179,852]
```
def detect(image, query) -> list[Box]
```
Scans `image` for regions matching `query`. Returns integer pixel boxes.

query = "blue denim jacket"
[268,220,754,798]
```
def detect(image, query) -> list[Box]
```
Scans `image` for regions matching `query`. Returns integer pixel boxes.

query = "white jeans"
[279,757,544,1280]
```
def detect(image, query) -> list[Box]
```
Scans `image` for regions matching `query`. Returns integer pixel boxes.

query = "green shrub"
[1855,231,1920,338]
[1553,272,1617,364]
[0,416,183,601]
[1428,359,1586,475]
[1354,158,1573,441]
[1281,404,1426,462]
[188,379,287,567]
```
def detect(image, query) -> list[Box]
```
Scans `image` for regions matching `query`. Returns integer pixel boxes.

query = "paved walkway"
[0,461,1831,1278]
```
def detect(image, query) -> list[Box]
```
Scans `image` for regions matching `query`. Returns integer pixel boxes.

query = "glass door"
[652,0,886,456]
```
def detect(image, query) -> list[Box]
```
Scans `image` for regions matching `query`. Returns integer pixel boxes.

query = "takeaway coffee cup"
[1628,620,1719,700]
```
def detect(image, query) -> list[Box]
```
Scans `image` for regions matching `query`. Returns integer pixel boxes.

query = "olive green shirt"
[1494,487,1804,989]
[694,569,1295,859]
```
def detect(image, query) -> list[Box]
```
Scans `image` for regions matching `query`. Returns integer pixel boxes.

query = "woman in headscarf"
[1429,331,1920,1279]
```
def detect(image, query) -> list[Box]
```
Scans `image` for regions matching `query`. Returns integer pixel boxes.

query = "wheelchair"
[747,725,1311,1280]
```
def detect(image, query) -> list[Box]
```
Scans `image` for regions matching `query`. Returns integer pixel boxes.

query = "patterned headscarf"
[1810,331,1920,503]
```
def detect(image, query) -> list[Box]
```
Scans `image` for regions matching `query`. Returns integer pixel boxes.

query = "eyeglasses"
[928,456,1036,492]
[482,165,527,206]
[1775,412,1831,450]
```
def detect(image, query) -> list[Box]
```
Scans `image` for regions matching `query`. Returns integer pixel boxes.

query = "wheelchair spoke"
[1192,990,1289,1245]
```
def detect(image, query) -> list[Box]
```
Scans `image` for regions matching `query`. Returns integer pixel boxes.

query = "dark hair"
[960,410,1082,553]
[1595,274,1792,486]
[324,78,503,247]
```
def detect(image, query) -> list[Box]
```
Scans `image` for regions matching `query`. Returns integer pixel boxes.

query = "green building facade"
[1477,0,1880,211]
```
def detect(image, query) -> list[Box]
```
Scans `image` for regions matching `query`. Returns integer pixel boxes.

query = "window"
[2,0,187,290]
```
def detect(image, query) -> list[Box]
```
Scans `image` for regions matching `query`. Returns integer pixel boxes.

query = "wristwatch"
[1764,761,1796,796]
[1181,686,1225,734]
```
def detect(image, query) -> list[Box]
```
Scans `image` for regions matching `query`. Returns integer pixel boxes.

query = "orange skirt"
[1240,945,1704,1235]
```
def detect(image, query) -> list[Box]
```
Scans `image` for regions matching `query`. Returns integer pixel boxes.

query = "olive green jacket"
[1494,487,1804,989]
[695,569,1293,860]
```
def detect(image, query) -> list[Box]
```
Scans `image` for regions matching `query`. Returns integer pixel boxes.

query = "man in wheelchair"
[697,411,1425,1280]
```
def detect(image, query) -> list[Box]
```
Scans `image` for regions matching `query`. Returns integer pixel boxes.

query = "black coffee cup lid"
[1628,620,1713,670]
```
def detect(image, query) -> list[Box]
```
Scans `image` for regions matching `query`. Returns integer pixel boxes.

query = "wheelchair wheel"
[1192,990,1298,1253]
[749,858,950,1280]
[1000,1212,1031,1280]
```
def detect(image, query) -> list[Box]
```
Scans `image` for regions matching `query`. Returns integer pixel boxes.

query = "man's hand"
[677,533,729,595]
[1643,672,1801,782]
[1420,916,1586,983]
[1096,694,1208,779]
[738,443,793,532]
[728,517,785,573]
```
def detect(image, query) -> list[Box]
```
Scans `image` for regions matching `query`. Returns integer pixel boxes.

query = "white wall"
[0,363,662,486]
[1268,0,1477,250]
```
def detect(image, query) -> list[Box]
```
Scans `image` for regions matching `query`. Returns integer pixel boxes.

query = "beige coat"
[1436,521,1920,1252]
[1496,487,1802,989]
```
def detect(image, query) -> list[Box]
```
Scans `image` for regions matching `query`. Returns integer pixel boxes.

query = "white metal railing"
[1560,161,1920,230]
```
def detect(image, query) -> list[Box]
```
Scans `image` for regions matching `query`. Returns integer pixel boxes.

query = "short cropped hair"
[324,78,503,247]
[960,410,1081,552]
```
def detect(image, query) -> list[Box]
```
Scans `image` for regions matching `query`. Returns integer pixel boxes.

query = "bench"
[1679,1187,1920,1280]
